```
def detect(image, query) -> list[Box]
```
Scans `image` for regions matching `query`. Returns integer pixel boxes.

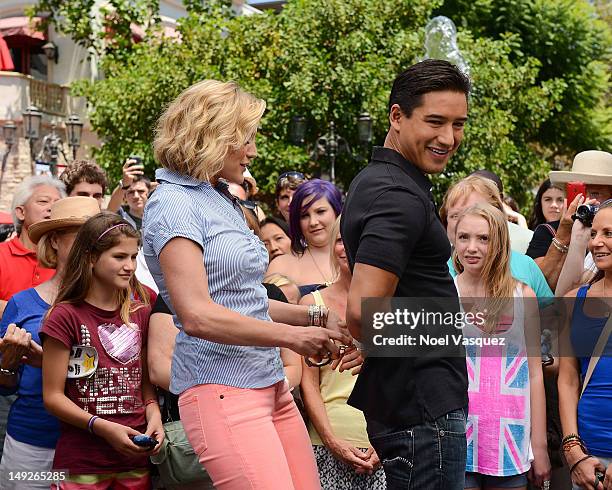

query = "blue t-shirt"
[0,288,60,448]
[570,285,612,457]
[448,250,553,304]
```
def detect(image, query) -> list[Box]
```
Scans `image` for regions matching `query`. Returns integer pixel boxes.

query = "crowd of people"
[0,59,610,490]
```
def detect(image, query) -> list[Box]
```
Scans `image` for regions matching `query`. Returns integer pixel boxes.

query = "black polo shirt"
[341,146,468,433]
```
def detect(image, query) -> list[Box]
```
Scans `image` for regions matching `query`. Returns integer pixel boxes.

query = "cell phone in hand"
[128,155,143,165]
[131,434,159,448]
[566,181,586,205]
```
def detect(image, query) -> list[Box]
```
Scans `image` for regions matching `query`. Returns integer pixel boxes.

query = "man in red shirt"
[0,175,65,317]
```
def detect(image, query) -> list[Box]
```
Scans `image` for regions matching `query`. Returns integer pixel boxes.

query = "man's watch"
[119,179,130,190]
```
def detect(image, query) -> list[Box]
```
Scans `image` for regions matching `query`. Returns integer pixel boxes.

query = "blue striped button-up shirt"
[142,168,284,394]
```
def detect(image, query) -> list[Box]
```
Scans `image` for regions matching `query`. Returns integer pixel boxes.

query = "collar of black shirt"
[370,146,433,197]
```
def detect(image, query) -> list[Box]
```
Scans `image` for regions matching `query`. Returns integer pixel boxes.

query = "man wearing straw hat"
[527,150,612,291]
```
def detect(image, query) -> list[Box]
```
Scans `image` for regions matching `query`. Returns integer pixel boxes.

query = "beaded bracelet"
[87,415,99,434]
[570,454,593,475]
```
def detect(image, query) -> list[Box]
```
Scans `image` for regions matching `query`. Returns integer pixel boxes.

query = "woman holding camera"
[558,201,612,490]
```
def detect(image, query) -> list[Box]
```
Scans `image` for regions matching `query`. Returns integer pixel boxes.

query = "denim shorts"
[465,471,528,489]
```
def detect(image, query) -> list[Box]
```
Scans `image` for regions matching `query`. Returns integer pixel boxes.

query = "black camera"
[572,204,598,227]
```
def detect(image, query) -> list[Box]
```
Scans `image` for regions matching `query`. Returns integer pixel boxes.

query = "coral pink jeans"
[179,380,321,490]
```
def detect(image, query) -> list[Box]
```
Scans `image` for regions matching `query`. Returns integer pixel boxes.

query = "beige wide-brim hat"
[549,150,612,186]
[28,196,101,244]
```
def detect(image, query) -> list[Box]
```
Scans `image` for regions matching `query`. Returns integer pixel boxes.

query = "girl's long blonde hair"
[452,203,516,332]
[52,212,148,325]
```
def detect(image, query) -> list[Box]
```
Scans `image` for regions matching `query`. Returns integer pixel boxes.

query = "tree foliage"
[32,0,611,208]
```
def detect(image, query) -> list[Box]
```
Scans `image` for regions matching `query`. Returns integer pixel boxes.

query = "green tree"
[436,0,612,154]
[32,0,610,208]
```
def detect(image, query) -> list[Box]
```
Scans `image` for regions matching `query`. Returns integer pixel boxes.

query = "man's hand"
[121,158,144,188]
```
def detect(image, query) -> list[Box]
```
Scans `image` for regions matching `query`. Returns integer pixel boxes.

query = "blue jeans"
[369,408,467,490]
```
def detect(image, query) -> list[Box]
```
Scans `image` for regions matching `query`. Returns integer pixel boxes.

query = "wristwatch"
[119,179,130,190]
[0,366,17,376]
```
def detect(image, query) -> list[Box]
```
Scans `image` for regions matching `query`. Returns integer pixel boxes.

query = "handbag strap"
[543,223,557,237]
[581,313,612,397]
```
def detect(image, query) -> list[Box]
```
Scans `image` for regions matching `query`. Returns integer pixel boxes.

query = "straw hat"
[28,196,100,244]
[549,150,612,186]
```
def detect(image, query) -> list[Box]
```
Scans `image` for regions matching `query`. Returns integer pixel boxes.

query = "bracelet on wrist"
[144,398,158,407]
[87,415,99,434]
[570,454,593,475]
[552,237,569,253]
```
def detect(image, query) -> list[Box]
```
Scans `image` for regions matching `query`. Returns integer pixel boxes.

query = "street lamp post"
[65,114,84,160]
[23,105,42,175]
[289,113,372,184]
[0,121,17,197]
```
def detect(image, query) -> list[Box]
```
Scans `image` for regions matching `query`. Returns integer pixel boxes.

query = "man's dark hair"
[388,59,471,117]
[60,160,108,195]
[130,174,152,189]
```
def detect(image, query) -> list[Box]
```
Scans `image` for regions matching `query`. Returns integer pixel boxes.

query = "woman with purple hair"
[267,179,343,297]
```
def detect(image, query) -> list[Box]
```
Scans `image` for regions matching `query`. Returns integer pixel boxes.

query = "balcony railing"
[0,71,71,119]
[29,78,68,116]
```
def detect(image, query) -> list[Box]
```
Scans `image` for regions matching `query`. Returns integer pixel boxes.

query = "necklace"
[307,247,332,285]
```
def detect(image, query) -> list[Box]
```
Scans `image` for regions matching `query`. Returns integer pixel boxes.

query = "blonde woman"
[453,203,550,490]
[142,80,351,489]
[300,217,384,489]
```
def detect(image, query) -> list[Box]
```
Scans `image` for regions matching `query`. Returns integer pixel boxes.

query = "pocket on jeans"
[369,430,414,485]
[178,395,208,455]
[439,408,467,436]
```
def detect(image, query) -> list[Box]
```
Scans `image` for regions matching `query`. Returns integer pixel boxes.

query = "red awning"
[0,35,14,70]
[0,16,46,41]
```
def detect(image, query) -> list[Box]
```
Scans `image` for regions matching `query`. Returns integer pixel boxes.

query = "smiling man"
[341,60,470,490]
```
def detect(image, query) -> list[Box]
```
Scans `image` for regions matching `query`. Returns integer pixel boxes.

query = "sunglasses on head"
[277,171,305,183]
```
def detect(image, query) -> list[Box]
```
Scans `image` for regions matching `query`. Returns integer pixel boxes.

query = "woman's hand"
[557,194,587,243]
[327,438,374,474]
[0,324,31,370]
[287,326,351,359]
[569,454,606,490]
[144,411,165,456]
[354,447,381,475]
[21,340,43,368]
[95,419,151,457]
[326,309,350,337]
[528,446,551,488]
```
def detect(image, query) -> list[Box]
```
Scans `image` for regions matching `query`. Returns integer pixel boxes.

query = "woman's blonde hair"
[36,226,80,269]
[452,203,516,333]
[37,231,59,269]
[329,216,342,282]
[154,80,266,182]
[440,175,505,227]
